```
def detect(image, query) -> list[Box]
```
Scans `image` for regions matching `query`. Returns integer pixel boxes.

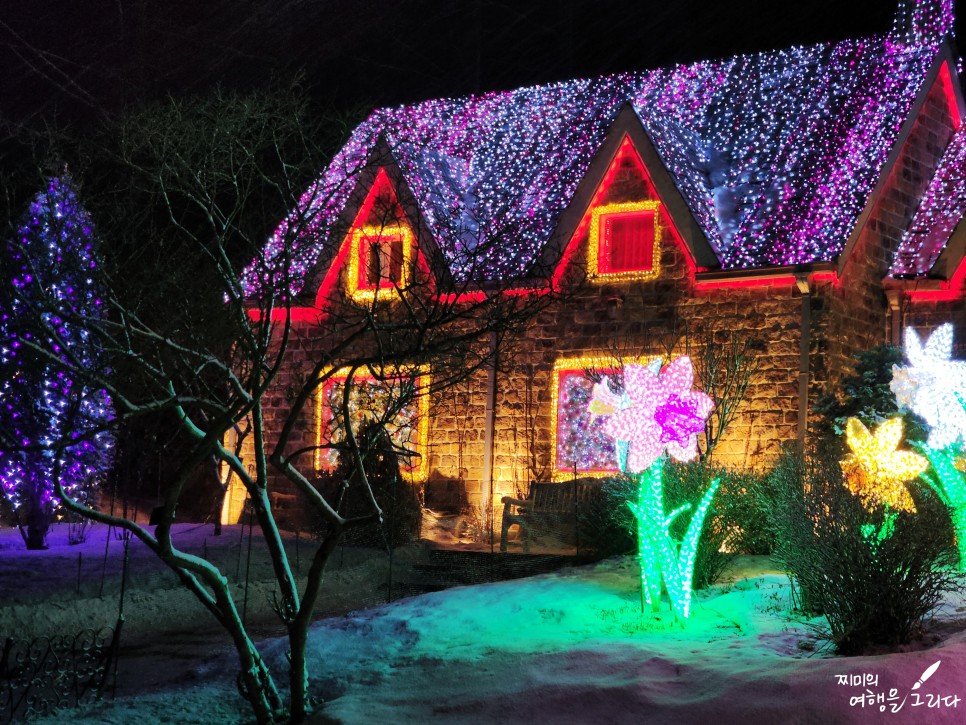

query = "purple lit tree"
[0,177,113,549]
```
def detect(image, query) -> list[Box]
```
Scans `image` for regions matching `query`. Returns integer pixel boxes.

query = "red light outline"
[246,306,323,324]
[938,61,962,132]
[695,274,797,290]
[552,135,696,290]
[313,168,397,310]
[904,255,966,301]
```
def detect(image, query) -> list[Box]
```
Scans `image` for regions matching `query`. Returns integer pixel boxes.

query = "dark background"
[1,0,956,125]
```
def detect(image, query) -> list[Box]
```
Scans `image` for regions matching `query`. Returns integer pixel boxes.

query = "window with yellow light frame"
[550,354,660,481]
[588,201,662,282]
[346,223,415,302]
[315,366,430,482]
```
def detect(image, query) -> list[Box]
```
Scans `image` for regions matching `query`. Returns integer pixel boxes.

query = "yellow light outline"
[588,201,662,283]
[346,223,415,302]
[550,354,661,481]
[315,364,430,483]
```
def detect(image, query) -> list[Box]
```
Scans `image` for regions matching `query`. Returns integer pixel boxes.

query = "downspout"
[796,276,811,451]
[884,289,904,345]
[481,331,498,522]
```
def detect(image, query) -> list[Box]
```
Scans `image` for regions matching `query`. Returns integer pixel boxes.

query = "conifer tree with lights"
[0,177,113,549]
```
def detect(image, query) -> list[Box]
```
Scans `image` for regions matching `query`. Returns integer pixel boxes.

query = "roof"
[246,0,957,296]
[892,125,966,276]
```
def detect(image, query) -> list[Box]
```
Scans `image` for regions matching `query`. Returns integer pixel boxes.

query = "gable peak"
[892,0,954,47]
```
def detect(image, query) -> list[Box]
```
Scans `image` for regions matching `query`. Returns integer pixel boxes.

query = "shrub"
[311,422,422,548]
[662,461,736,589]
[763,445,961,654]
[577,474,637,558]
[813,344,928,443]
[722,470,774,555]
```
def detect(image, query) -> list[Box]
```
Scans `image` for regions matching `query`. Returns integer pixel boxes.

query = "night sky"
[2,0,960,126]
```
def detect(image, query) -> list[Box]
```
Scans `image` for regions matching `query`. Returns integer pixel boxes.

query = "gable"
[890,61,966,281]
[311,166,430,308]
[545,124,710,288]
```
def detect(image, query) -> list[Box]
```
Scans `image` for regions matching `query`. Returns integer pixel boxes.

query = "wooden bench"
[499,479,602,553]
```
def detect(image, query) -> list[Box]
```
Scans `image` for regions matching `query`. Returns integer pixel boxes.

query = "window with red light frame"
[553,366,621,478]
[598,209,656,274]
[316,372,428,481]
[360,232,405,290]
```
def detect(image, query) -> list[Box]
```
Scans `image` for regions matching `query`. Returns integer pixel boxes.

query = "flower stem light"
[918,441,966,570]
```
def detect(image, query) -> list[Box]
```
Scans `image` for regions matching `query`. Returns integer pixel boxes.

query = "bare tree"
[683,323,763,459]
[0,86,557,723]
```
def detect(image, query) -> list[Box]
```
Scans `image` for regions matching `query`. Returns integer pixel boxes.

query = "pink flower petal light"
[599,357,713,473]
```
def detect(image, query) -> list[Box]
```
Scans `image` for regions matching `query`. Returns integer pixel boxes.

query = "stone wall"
[905,299,966,350]
[420,159,807,513]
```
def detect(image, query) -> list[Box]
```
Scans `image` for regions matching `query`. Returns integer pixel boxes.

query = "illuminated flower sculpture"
[590,357,716,619]
[841,417,928,514]
[920,443,966,570]
[600,358,713,473]
[892,324,966,450]
[891,324,966,570]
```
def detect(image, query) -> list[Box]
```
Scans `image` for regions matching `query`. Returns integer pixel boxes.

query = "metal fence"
[0,624,119,723]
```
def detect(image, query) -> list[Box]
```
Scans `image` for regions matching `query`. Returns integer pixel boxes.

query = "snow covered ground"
[3,523,966,724]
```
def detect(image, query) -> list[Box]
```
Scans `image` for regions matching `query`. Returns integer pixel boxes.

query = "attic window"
[589,201,662,282]
[348,224,414,301]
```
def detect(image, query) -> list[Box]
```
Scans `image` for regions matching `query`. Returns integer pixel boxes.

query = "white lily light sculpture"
[893,324,966,569]
[893,324,966,450]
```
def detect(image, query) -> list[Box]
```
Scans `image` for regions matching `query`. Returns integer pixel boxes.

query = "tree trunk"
[288,625,310,723]
[215,586,282,723]
[24,495,50,550]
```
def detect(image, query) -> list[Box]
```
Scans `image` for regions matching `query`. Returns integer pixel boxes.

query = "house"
[233,0,966,530]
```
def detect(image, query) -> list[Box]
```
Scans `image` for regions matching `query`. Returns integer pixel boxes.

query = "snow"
[3,524,966,723]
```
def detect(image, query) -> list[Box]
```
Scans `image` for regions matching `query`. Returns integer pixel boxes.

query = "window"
[588,201,661,281]
[347,224,414,301]
[550,355,657,480]
[315,367,429,482]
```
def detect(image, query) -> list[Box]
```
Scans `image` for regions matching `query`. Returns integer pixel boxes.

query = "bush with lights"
[580,463,770,588]
[813,344,928,443]
[764,437,958,654]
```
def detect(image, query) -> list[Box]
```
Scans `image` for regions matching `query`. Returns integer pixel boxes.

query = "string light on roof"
[892,0,954,47]
[242,0,954,298]
[891,127,966,277]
